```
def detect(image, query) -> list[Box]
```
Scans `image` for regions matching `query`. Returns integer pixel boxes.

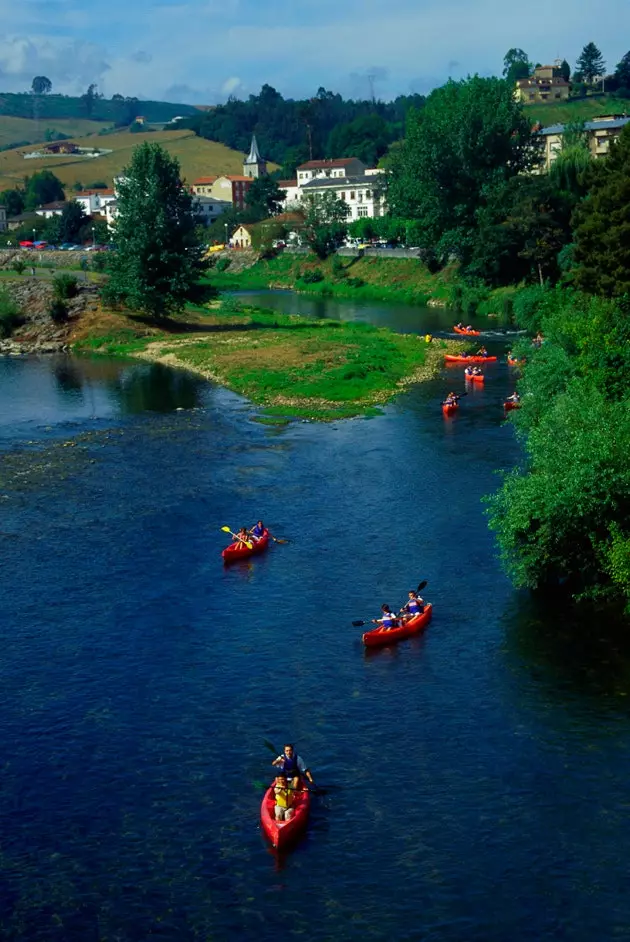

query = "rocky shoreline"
[0,277,101,356]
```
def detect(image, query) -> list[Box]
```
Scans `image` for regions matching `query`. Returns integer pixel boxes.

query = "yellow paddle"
[221,525,252,549]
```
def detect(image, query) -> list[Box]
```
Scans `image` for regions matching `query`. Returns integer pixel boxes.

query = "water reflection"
[106,363,204,414]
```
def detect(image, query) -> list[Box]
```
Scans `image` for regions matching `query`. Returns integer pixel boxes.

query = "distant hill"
[0,128,279,193]
[0,116,107,150]
[525,94,628,126]
[0,92,198,124]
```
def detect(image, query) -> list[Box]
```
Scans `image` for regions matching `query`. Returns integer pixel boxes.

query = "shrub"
[501,295,514,324]
[332,256,347,279]
[53,273,78,301]
[300,269,324,284]
[0,289,23,338]
[346,276,365,288]
[215,257,231,272]
[512,284,548,332]
[49,299,69,324]
[91,253,108,272]
[11,259,26,275]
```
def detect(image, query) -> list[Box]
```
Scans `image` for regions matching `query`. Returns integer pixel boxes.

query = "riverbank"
[207,252,514,319]
[76,300,465,422]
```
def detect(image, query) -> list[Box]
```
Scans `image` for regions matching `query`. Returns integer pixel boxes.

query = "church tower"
[243,134,267,179]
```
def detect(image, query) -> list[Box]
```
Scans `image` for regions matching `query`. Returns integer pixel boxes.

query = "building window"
[340,192,345,200]
[350,191,355,200]
[357,206,369,217]
[366,190,372,199]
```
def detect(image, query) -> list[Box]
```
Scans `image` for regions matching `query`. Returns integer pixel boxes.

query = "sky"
[0,0,629,104]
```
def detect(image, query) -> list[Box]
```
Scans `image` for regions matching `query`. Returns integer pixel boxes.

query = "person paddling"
[234,526,250,548]
[476,346,489,358]
[373,603,399,632]
[272,744,315,791]
[399,590,425,622]
[249,520,266,542]
[506,391,521,403]
[273,774,295,821]
[443,391,460,406]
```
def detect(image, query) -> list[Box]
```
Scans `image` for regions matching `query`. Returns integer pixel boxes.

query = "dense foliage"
[103,142,204,319]
[302,192,350,259]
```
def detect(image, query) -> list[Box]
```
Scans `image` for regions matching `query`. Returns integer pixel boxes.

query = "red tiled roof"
[77,189,115,196]
[224,175,252,182]
[193,176,218,184]
[298,158,359,170]
[277,179,298,187]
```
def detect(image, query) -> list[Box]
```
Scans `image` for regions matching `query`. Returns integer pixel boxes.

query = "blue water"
[1,305,630,941]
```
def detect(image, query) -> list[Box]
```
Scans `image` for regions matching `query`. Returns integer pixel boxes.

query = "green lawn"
[526,95,623,126]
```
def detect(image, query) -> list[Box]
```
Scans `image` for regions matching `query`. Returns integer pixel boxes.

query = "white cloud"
[221,76,242,96]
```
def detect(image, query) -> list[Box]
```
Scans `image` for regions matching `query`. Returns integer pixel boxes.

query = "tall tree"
[559,59,571,82]
[103,142,204,319]
[23,171,65,210]
[302,192,349,259]
[575,43,606,83]
[31,76,52,95]
[82,83,99,118]
[614,51,630,89]
[327,114,395,166]
[244,176,286,220]
[0,188,25,216]
[502,48,532,86]
[573,125,630,295]
[387,76,536,261]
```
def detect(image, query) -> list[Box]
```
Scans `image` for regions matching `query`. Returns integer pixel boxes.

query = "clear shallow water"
[1,309,630,941]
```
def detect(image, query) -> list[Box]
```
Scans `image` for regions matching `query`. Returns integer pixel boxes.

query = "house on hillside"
[230,225,252,248]
[35,201,68,218]
[191,175,253,210]
[0,205,6,232]
[193,196,233,225]
[516,65,570,103]
[43,141,80,155]
[536,115,630,169]
[277,158,386,218]
[74,189,117,215]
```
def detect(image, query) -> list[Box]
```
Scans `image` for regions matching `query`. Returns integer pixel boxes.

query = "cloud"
[221,76,242,96]
[0,36,110,94]
[131,50,152,64]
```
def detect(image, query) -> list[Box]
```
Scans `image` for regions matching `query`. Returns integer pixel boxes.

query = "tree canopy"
[502,48,532,86]
[575,42,606,83]
[23,171,65,210]
[244,176,286,220]
[103,142,204,319]
[302,191,349,259]
[31,76,52,95]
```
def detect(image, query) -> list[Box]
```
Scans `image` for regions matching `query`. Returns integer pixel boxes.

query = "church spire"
[243,133,267,179]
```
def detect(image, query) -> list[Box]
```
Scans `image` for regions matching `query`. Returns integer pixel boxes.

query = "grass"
[0,129,278,191]
[0,116,106,149]
[76,299,461,421]
[525,94,622,126]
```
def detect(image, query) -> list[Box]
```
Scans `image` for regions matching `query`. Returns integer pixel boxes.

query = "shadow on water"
[105,363,205,414]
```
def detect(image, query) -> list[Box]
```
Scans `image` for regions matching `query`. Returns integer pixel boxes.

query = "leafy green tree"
[573,125,630,295]
[559,59,571,82]
[0,288,22,337]
[31,76,52,95]
[82,83,99,118]
[23,171,64,211]
[575,42,605,83]
[103,142,204,320]
[502,48,532,86]
[0,188,24,216]
[327,114,395,166]
[244,176,286,220]
[387,77,536,261]
[302,191,349,259]
[57,202,87,244]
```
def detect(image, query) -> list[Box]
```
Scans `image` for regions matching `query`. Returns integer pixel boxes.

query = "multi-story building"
[296,158,366,187]
[190,175,253,210]
[516,65,570,103]
[536,115,630,170]
[299,174,385,220]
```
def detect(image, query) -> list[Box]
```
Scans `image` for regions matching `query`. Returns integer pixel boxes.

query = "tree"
[82,83,99,118]
[0,188,25,217]
[31,76,52,95]
[573,125,630,295]
[559,59,571,82]
[387,77,536,261]
[575,43,605,84]
[302,191,349,259]
[502,48,532,86]
[244,176,286,220]
[103,142,204,319]
[614,51,630,89]
[52,202,87,244]
[23,171,64,210]
[327,114,395,166]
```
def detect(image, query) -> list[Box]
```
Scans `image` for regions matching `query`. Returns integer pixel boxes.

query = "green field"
[0,116,108,150]
[0,129,278,192]
[0,92,197,124]
[525,94,624,126]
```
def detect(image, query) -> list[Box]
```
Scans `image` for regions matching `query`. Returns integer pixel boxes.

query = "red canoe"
[362,603,433,647]
[445,355,497,364]
[260,784,311,850]
[222,529,269,562]
[442,402,459,416]
[507,357,526,367]
[454,326,481,336]
[504,400,521,411]
[465,372,484,383]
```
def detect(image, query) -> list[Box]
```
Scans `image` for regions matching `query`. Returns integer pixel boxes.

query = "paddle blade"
[417,580,428,593]
[273,538,290,544]
[221,526,232,533]
[352,620,366,627]
[263,739,278,756]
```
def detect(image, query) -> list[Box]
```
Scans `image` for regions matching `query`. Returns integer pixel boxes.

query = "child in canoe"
[273,774,294,821]
[373,604,399,631]
[234,527,250,547]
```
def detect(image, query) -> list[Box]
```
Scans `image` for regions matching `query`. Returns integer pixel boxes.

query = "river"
[1,295,630,941]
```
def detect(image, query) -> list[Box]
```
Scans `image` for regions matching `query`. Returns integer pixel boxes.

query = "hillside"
[0,129,279,192]
[0,93,198,124]
[525,94,626,126]
[0,116,107,150]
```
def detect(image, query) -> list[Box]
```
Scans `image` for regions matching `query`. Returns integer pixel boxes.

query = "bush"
[512,284,548,332]
[501,295,514,324]
[11,259,26,275]
[347,276,365,288]
[91,253,108,272]
[0,289,23,338]
[332,256,347,279]
[300,269,324,284]
[49,299,69,324]
[53,273,78,301]
[215,257,231,272]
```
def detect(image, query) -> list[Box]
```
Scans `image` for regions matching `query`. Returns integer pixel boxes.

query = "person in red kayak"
[506,391,521,403]
[399,590,425,622]
[443,392,460,406]
[234,526,250,548]
[476,346,489,357]
[373,603,399,631]
[249,520,266,541]
[272,744,314,791]
[273,774,295,821]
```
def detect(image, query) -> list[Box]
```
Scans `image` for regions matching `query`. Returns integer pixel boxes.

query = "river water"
[1,295,630,941]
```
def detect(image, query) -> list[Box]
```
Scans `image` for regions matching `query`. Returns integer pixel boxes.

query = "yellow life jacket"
[274,786,291,809]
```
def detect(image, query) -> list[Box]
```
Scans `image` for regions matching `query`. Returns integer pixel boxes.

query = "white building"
[74,189,117,215]
[279,158,386,219]
[193,196,233,225]
[296,158,366,186]
[35,201,67,218]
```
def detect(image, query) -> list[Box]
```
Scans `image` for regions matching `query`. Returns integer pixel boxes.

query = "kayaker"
[400,590,425,622]
[506,391,520,403]
[235,526,250,547]
[465,366,474,377]
[273,774,295,821]
[455,322,464,330]
[443,392,459,406]
[373,603,399,631]
[249,520,266,541]
[476,346,489,357]
[272,744,314,791]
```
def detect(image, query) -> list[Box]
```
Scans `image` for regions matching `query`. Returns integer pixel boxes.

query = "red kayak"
[507,357,526,367]
[454,326,481,336]
[260,784,311,850]
[445,355,497,364]
[504,400,521,411]
[222,529,269,562]
[362,603,433,647]
[442,401,459,415]
[465,372,484,383]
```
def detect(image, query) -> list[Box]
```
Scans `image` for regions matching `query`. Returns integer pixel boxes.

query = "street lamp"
[92,226,96,248]
[224,222,228,247]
